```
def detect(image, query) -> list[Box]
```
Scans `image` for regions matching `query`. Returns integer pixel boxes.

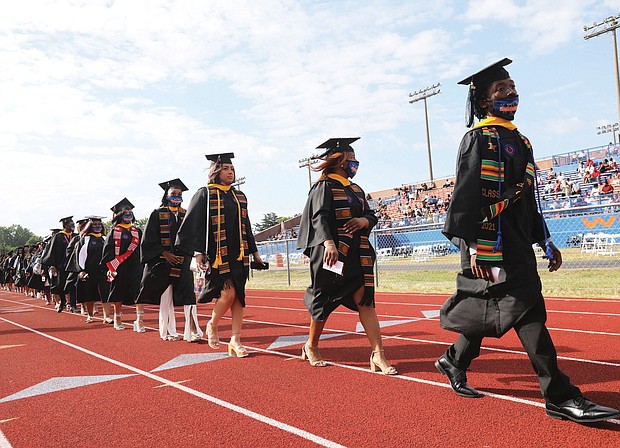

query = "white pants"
[159,285,177,339]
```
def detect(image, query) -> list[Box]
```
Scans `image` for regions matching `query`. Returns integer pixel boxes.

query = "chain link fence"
[249,204,620,298]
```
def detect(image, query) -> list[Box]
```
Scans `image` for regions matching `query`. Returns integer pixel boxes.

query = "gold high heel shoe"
[370,350,397,375]
[228,333,249,357]
[301,344,327,367]
[206,321,220,350]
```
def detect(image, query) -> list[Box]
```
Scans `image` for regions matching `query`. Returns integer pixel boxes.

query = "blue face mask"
[92,225,103,233]
[68,225,75,232]
[168,195,182,206]
[122,212,134,223]
[491,95,519,121]
[345,160,359,178]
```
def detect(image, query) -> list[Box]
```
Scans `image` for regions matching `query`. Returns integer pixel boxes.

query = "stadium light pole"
[298,156,317,190]
[584,14,620,127]
[409,83,441,181]
[596,123,619,144]
[232,176,246,189]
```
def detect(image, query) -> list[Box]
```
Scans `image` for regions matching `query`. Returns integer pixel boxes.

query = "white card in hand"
[322,260,344,276]
[491,266,501,283]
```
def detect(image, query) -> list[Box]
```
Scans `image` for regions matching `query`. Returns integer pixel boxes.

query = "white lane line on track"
[248,293,620,305]
[243,304,620,335]
[2,297,619,367]
[0,316,346,448]
[2,297,619,426]
[0,428,13,448]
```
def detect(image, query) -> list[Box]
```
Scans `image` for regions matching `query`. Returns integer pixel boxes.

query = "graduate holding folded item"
[296,137,397,374]
[175,153,264,357]
[135,178,202,342]
[102,198,142,330]
[436,58,619,423]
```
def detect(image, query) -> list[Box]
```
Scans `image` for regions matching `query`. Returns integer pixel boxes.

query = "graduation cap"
[158,178,189,192]
[110,198,134,213]
[75,217,89,224]
[459,58,512,127]
[458,58,512,88]
[59,216,74,225]
[205,153,235,165]
[84,215,105,221]
[316,137,360,158]
[49,228,62,233]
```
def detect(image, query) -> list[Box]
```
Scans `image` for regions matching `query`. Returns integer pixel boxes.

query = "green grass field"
[247,248,620,298]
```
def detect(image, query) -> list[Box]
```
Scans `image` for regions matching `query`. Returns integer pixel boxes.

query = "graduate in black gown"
[12,247,25,293]
[435,58,619,423]
[135,178,202,341]
[176,153,264,357]
[71,217,109,324]
[102,198,142,330]
[41,217,76,313]
[27,243,47,300]
[64,218,88,313]
[297,138,397,374]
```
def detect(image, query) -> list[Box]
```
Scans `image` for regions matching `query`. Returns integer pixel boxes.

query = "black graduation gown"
[64,235,81,293]
[136,207,195,306]
[41,232,74,294]
[297,179,378,321]
[440,125,548,338]
[74,235,109,303]
[27,250,45,291]
[102,226,142,305]
[175,187,258,306]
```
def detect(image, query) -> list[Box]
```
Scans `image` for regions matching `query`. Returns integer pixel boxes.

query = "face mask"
[168,195,182,206]
[345,160,359,178]
[491,95,519,121]
[92,225,103,233]
[122,212,134,223]
[68,225,75,232]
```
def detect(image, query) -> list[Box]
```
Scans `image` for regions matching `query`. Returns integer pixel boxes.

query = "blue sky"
[3,0,620,236]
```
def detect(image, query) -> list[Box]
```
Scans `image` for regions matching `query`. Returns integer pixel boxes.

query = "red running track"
[0,289,619,447]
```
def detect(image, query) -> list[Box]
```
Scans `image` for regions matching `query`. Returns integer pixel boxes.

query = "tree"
[254,212,281,233]
[0,225,41,252]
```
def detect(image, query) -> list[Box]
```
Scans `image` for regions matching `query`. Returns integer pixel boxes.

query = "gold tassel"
[213,252,222,268]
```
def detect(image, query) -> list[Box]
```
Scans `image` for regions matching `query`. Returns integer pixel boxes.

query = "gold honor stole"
[207,184,250,274]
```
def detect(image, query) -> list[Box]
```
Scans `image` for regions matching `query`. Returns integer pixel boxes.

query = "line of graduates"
[0,180,203,340]
[2,58,620,423]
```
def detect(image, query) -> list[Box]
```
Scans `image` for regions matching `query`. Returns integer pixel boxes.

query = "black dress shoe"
[546,396,620,423]
[435,355,482,398]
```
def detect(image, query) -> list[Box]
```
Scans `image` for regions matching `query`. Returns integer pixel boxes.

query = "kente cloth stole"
[106,225,140,278]
[329,182,375,306]
[208,187,249,274]
[476,126,535,262]
[158,207,186,278]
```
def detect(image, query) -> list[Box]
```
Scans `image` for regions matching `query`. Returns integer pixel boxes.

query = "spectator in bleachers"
[547,167,556,180]
[600,179,614,194]
[561,179,571,197]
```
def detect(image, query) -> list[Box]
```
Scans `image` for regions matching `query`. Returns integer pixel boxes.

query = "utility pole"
[298,156,317,190]
[408,83,441,181]
[584,15,620,126]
